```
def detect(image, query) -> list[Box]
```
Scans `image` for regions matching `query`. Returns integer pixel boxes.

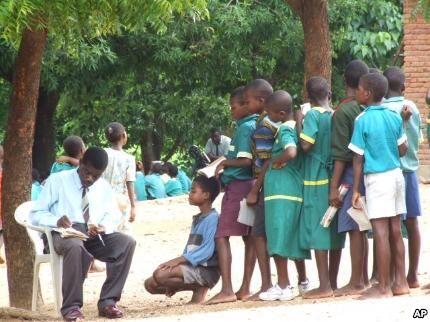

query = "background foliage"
[0,0,405,169]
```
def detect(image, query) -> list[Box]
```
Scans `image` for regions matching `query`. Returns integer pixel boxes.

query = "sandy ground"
[1,186,430,321]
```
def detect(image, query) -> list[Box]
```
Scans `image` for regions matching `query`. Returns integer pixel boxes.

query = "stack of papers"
[53,227,89,240]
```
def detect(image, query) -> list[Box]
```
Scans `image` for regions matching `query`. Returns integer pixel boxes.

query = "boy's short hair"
[210,128,221,135]
[265,90,293,113]
[81,147,108,171]
[383,67,405,92]
[306,76,330,102]
[151,162,164,174]
[105,122,125,143]
[163,162,178,177]
[345,60,369,89]
[63,135,84,158]
[230,86,245,103]
[193,175,220,203]
[245,79,274,99]
[359,73,388,102]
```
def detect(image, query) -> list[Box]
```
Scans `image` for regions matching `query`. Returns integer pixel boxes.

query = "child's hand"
[129,206,137,223]
[351,191,362,209]
[272,161,287,169]
[246,190,258,205]
[158,258,181,271]
[401,105,412,121]
[329,186,343,208]
[215,161,226,178]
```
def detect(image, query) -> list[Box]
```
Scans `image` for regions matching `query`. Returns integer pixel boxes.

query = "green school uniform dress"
[299,107,345,251]
[264,121,311,260]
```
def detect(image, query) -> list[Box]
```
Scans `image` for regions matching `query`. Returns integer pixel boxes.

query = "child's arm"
[272,146,297,167]
[246,160,270,205]
[351,153,363,209]
[57,155,80,166]
[329,161,346,208]
[215,158,252,177]
[126,181,137,222]
[295,110,315,153]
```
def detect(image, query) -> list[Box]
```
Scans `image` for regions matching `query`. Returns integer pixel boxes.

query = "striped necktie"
[82,187,89,223]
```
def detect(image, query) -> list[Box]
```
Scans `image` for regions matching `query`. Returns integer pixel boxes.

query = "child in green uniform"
[297,77,345,299]
[259,90,311,301]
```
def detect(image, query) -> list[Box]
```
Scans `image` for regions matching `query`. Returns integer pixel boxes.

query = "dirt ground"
[1,186,430,321]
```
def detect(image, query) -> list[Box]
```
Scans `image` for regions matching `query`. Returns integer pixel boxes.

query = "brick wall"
[404,0,430,165]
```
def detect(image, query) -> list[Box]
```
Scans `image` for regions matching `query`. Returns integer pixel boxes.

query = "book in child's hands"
[197,156,226,178]
[347,197,371,231]
[52,227,89,240]
[237,199,256,227]
[320,184,350,228]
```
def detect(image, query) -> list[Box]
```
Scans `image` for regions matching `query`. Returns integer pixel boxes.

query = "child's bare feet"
[421,283,430,290]
[333,283,366,297]
[188,287,208,304]
[302,286,333,299]
[235,287,251,301]
[407,275,420,289]
[205,291,237,305]
[369,277,378,286]
[358,285,393,299]
[392,282,410,296]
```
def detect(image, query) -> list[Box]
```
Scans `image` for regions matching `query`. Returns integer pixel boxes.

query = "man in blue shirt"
[349,73,409,299]
[144,176,220,304]
[31,147,136,321]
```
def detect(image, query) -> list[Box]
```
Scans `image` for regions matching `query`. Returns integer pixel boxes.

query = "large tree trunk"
[3,28,47,309]
[286,0,332,85]
[32,89,60,179]
[141,129,163,174]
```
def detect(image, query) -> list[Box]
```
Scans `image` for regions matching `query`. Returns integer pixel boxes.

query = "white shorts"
[364,168,406,220]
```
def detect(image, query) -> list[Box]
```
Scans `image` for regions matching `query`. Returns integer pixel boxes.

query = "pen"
[98,234,106,247]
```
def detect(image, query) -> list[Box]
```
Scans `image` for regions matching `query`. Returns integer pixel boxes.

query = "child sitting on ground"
[144,175,221,304]
[383,67,423,289]
[178,168,192,194]
[50,135,85,174]
[31,168,43,201]
[206,86,258,305]
[103,122,137,232]
[259,90,311,301]
[349,72,409,298]
[134,161,148,201]
[296,77,345,299]
[164,163,184,197]
[145,163,167,199]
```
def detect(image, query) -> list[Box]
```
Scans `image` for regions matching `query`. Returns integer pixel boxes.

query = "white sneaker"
[298,279,310,296]
[259,284,295,301]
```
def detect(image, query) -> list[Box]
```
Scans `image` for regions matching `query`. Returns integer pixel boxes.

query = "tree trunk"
[142,130,156,174]
[32,89,60,179]
[3,28,47,309]
[286,0,332,86]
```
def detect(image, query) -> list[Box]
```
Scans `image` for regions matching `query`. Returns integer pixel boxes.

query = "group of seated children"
[134,161,191,201]
[145,61,423,304]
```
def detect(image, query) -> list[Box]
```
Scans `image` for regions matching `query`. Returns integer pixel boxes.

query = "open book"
[52,227,89,240]
[347,197,371,231]
[197,156,226,178]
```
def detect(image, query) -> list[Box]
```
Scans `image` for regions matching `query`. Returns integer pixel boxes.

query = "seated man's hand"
[57,215,72,228]
[87,224,104,238]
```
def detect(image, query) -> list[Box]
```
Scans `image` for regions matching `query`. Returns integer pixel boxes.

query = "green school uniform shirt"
[50,162,76,174]
[165,178,184,197]
[221,114,259,185]
[331,97,364,162]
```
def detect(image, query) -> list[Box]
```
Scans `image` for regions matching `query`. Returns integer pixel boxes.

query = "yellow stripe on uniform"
[300,133,315,144]
[303,179,329,186]
[264,195,303,203]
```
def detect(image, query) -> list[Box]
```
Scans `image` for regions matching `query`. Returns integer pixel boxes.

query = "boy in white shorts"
[349,73,410,298]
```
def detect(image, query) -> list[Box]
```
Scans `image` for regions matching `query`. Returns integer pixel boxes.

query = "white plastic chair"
[14,201,63,316]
